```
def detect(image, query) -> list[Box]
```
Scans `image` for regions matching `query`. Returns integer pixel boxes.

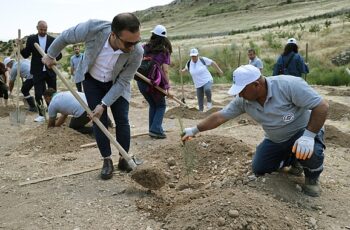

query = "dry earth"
[0,83,349,230]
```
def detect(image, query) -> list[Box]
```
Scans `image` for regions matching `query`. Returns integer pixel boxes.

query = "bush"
[307,67,350,86]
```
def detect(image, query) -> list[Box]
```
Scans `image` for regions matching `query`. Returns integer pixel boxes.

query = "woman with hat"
[273,38,309,78]
[137,25,172,139]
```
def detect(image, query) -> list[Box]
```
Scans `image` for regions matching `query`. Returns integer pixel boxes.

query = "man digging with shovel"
[4,57,37,112]
[41,13,144,180]
[182,65,328,197]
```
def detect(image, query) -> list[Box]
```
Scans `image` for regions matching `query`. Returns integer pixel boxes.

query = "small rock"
[309,217,317,226]
[146,226,153,230]
[168,183,176,188]
[218,217,226,226]
[167,157,176,166]
[296,184,302,192]
[228,209,239,218]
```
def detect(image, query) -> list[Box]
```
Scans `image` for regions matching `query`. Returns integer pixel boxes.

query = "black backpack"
[134,56,157,82]
[186,57,206,71]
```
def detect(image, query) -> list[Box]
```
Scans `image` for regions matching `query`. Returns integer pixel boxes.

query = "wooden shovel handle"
[135,71,187,107]
[34,43,136,169]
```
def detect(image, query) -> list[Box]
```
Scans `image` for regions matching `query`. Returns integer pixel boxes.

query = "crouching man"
[44,88,92,135]
[182,65,328,197]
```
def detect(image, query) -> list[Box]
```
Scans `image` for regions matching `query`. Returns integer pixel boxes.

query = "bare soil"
[0,84,349,230]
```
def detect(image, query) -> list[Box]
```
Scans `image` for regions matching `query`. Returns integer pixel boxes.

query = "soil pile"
[0,105,27,118]
[326,88,350,96]
[165,106,222,119]
[135,135,307,229]
[15,125,93,155]
[325,124,350,148]
[327,100,350,120]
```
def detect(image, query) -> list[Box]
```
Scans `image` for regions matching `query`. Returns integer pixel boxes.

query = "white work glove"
[292,129,316,160]
[181,126,199,141]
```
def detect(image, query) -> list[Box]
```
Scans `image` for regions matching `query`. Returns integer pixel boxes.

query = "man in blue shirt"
[183,65,328,197]
[70,45,84,92]
[248,48,263,72]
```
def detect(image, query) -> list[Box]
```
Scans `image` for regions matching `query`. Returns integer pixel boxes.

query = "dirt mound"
[15,125,93,155]
[327,100,350,120]
[131,165,166,190]
[325,124,350,148]
[135,135,307,229]
[326,88,350,96]
[165,106,222,119]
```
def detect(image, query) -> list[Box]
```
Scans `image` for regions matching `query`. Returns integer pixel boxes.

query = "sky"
[0,0,173,41]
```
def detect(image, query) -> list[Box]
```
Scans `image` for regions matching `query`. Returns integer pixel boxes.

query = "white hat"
[287,38,297,45]
[189,48,199,57]
[151,25,167,37]
[3,57,14,66]
[228,65,261,95]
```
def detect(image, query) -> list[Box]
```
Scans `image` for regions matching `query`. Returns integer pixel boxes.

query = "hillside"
[136,0,350,38]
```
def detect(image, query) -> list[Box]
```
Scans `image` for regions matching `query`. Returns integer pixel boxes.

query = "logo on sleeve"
[283,113,294,122]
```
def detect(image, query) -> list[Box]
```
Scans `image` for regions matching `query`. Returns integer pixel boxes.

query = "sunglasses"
[115,34,140,48]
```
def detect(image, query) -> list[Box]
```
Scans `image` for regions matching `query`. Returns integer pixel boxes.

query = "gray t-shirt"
[10,59,32,81]
[48,91,86,118]
[220,75,322,143]
[249,57,263,69]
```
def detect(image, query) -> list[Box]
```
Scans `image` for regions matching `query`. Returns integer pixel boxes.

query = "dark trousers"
[0,82,8,99]
[33,71,57,116]
[69,111,92,134]
[83,73,130,158]
[76,82,82,92]
[252,129,325,179]
[21,79,34,97]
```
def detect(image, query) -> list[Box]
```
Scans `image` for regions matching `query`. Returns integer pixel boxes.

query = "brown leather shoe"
[101,158,114,180]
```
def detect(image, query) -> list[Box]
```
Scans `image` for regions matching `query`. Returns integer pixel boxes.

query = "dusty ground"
[0,83,349,230]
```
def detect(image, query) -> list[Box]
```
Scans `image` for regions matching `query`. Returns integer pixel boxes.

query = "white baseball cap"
[151,25,167,37]
[287,38,297,45]
[3,57,14,66]
[190,48,199,57]
[228,65,261,95]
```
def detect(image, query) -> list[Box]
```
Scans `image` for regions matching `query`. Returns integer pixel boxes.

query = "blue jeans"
[196,81,212,111]
[252,129,325,179]
[137,80,166,135]
[83,73,130,158]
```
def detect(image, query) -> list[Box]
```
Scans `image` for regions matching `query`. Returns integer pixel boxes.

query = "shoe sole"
[101,173,113,180]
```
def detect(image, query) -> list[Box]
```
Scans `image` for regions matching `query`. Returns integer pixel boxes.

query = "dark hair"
[111,13,140,36]
[282,43,298,56]
[43,88,56,97]
[145,33,173,55]
[248,48,256,54]
[0,62,6,75]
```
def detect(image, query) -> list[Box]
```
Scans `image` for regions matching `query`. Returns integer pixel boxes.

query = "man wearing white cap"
[181,48,223,111]
[182,65,328,197]
[4,57,37,112]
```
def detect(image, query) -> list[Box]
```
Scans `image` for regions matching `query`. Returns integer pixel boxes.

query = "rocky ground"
[0,83,349,230]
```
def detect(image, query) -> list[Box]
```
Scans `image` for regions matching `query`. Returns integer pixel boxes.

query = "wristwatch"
[99,102,107,110]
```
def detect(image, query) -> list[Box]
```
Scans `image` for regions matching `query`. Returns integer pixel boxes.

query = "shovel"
[134,71,187,107]
[10,29,26,125]
[178,46,186,104]
[34,43,166,190]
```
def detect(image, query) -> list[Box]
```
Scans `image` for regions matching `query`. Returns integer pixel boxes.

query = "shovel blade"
[9,109,26,125]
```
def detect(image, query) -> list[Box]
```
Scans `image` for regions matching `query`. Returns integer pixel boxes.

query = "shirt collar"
[104,33,124,54]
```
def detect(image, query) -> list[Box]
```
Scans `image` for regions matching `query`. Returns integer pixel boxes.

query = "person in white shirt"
[181,48,223,111]
[44,88,92,135]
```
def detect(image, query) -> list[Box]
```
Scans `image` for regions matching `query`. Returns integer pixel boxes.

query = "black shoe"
[118,158,133,173]
[28,106,38,112]
[149,131,167,139]
[101,158,114,180]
